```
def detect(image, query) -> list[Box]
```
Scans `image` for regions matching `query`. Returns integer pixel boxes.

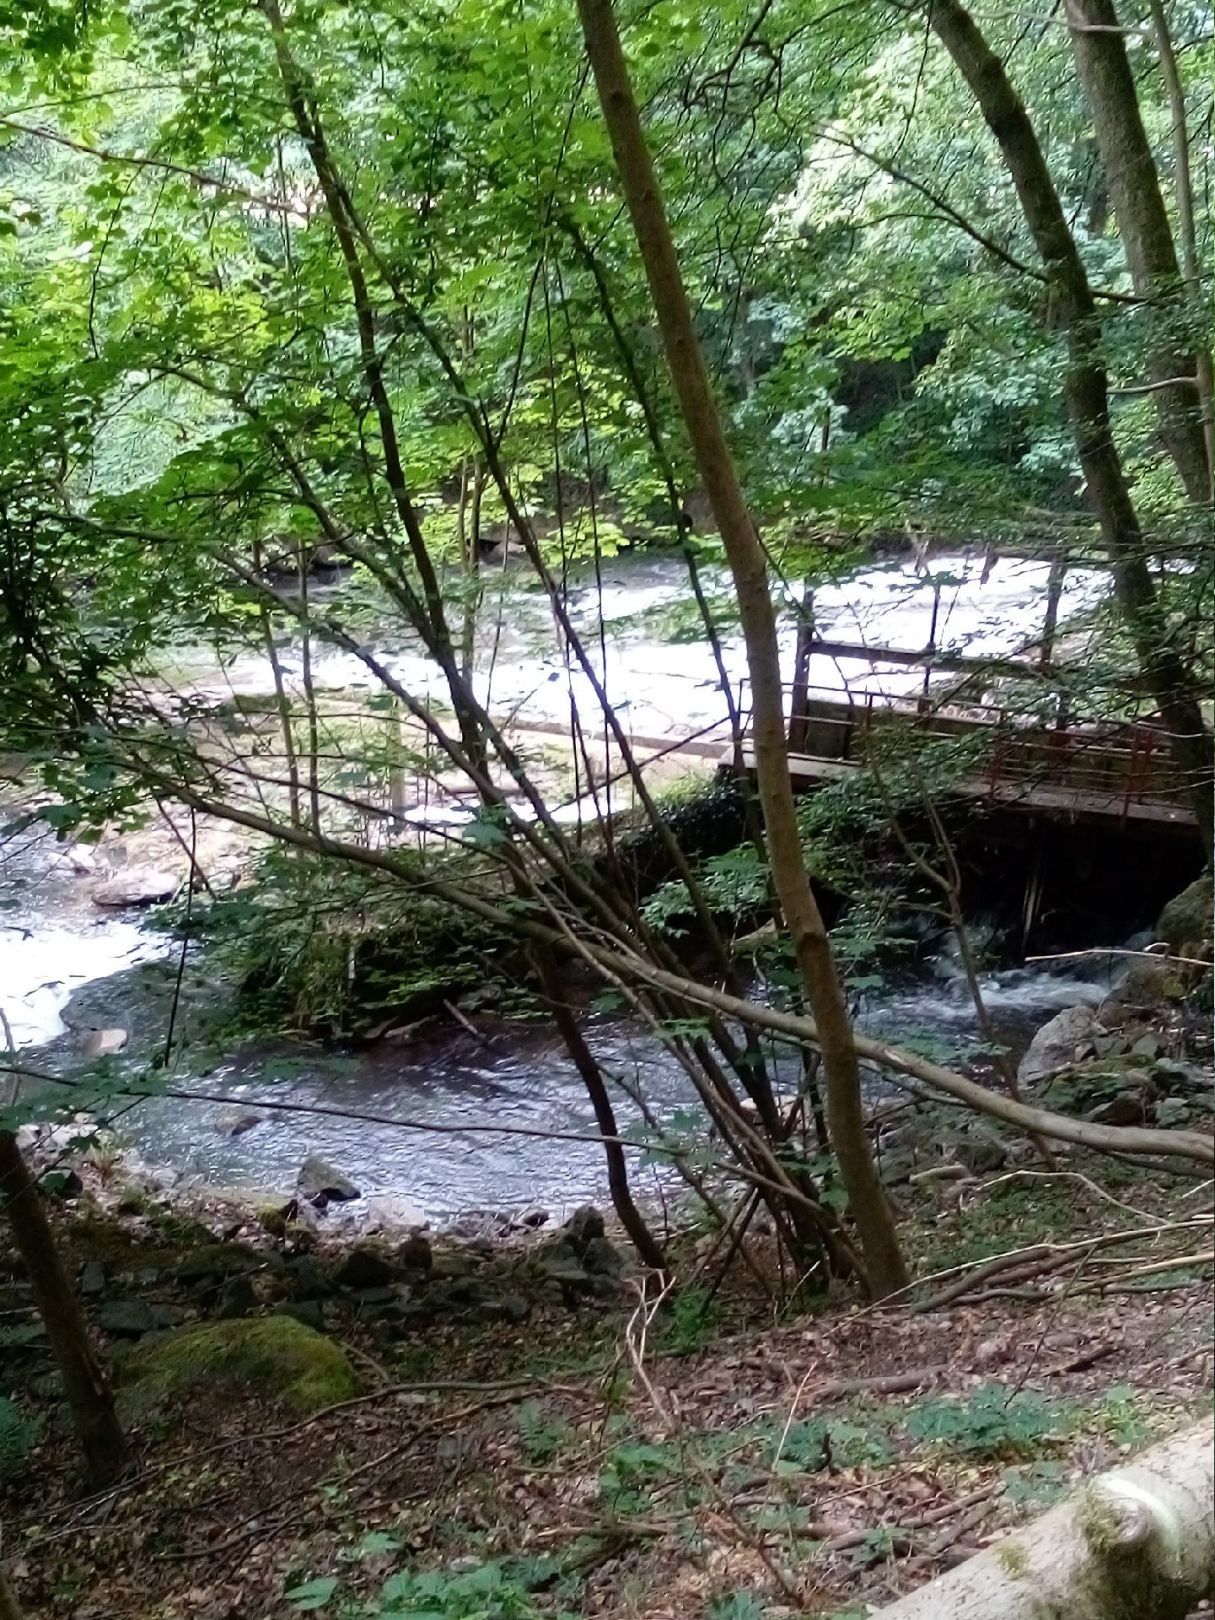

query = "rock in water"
[215,1110,265,1139]
[92,869,179,907]
[1017,1005,1097,1086]
[297,1155,361,1207]
[82,1028,128,1058]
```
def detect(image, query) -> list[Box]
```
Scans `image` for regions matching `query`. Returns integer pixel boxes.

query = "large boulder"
[92,868,179,908]
[1157,876,1213,955]
[121,1316,360,1414]
[1098,960,1186,1025]
[1017,1005,1097,1086]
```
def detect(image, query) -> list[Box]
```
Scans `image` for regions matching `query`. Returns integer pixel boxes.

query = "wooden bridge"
[720,674,1199,835]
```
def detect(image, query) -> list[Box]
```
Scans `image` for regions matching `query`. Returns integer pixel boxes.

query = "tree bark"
[1063,0,1211,504]
[576,0,909,1297]
[0,1132,128,1488]
[867,1416,1214,1618]
[928,0,1214,862]
[1144,0,1215,496]
[0,1557,21,1620]
[530,949,666,1270]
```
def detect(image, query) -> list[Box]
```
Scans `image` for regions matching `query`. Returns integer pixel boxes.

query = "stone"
[92,869,179,908]
[566,1204,606,1251]
[1157,876,1213,954]
[1154,1096,1193,1128]
[37,1168,83,1200]
[276,1300,326,1332]
[78,1261,107,1298]
[283,1256,334,1302]
[174,1244,258,1284]
[954,1127,1009,1174]
[582,1235,623,1277]
[394,1234,433,1273]
[1017,1005,1097,1086]
[1099,961,1185,1022]
[297,1155,361,1208]
[122,1316,359,1414]
[360,1194,428,1233]
[332,1246,395,1291]
[82,1028,128,1059]
[1087,1090,1153,1127]
[96,1299,187,1338]
[482,1294,531,1324]
[215,1275,258,1320]
[215,1110,264,1139]
[517,1207,549,1229]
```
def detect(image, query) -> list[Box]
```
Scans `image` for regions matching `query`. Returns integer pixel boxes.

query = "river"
[1,548,1121,1224]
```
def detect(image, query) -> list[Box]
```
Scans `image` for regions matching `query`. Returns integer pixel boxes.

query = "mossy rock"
[1157,876,1213,954]
[120,1315,360,1416]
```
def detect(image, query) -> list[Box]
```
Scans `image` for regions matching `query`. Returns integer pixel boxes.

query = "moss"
[995,1540,1030,1578]
[120,1315,361,1415]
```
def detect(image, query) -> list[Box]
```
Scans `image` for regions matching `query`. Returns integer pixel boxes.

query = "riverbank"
[4,1148,1211,1619]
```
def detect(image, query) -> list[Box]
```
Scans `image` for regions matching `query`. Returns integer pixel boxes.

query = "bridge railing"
[776,680,1189,812]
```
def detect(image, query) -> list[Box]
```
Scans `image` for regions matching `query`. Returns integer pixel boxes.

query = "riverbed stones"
[174,1243,259,1286]
[395,1233,433,1273]
[1017,1005,1097,1085]
[82,1027,129,1058]
[96,1299,188,1337]
[215,1275,258,1320]
[297,1155,361,1207]
[566,1204,606,1246]
[332,1245,395,1291]
[92,868,179,908]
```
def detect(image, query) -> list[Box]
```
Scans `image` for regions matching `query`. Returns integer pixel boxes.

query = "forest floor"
[4,1159,1213,1620]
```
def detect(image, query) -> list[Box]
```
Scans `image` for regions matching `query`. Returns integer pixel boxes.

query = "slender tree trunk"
[530,949,665,1270]
[1063,0,1211,504]
[928,0,1214,862]
[0,1132,128,1487]
[1145,0,1215,495]
[576,0,909,1297]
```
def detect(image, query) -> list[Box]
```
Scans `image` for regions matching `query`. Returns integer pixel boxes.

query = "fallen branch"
[866,1417,1215,1618]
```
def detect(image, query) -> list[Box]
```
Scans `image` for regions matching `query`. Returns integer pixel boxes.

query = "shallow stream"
[1,550,1123,1223]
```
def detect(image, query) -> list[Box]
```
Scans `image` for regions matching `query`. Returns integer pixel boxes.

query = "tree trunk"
[1063,0,1211,504]
[576,0,909,1297]
[928,0,1214,862]
[867,1416,1214,1618]
[0,1558,22,1620]
[530,949,666,1271]
[1145,0,1215,496]
[0,1132,128,1488]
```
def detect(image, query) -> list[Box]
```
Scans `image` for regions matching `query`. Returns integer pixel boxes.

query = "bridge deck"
[721,746,1197,831]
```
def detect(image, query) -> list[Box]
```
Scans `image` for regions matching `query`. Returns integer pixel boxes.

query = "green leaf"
[284,1576,339,1610]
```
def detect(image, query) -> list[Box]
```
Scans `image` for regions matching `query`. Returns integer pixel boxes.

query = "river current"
[1,550,1120,1223]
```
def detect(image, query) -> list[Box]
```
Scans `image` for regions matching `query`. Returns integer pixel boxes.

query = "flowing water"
[2,550,1122,1224]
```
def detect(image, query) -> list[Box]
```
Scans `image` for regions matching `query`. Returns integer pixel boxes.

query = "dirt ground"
[5,1161,1213,1620]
